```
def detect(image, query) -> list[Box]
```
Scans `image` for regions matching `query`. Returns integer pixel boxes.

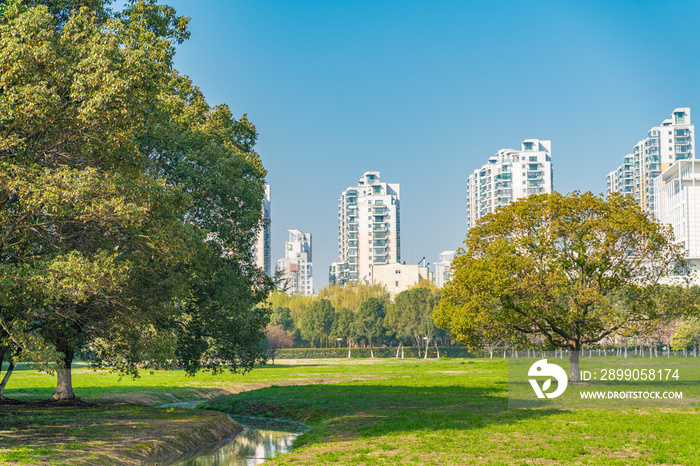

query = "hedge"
[272,346,477,359]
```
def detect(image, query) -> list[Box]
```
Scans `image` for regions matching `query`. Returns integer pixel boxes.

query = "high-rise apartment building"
[336,171,400,283]
[466,139,553,230]
[252,184,271,276]
[275,229,313,296]
[433,250,456,288]
[607,108,694,215]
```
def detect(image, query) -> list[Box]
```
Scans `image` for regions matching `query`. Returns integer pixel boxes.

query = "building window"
[395,270,401,274]
[395,281,399,287]
[675,112,685,124]
[523,142,534,151]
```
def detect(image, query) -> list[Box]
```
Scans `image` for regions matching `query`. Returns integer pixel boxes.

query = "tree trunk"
[0,359,14,400]
[434,342,440,359]
[424,339,429,359]
[568,347,581,382]
[401,345,404,358]
[50,348,76,402]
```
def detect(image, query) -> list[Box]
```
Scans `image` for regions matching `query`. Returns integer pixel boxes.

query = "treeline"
[263,281,451,359]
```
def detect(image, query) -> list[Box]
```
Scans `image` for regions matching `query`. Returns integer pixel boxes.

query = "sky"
[159,0,700,290]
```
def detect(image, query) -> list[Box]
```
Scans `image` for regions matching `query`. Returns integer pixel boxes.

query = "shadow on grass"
[201,380,563,446]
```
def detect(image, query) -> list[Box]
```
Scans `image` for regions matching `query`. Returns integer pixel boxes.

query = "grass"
[2,357,700,464]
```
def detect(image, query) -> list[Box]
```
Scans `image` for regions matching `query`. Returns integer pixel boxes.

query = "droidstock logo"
[528,359,568,399]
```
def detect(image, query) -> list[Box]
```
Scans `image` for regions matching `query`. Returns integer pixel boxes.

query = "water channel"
[159,402,308,466]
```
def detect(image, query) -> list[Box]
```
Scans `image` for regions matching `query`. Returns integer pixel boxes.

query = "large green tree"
[435,192,693,381]
[299,299,334,348]
[354,297,386,358]
[0,0,271,401]
[385,286,441,358]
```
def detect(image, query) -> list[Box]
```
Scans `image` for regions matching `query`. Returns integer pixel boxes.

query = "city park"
[2,1,700,464]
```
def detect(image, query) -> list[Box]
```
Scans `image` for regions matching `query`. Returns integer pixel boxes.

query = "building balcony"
[372,217,386,224]
[373,206,387,214]
[373,240,386,247]
[372,225,387,231]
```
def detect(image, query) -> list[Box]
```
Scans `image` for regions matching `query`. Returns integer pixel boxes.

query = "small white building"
[433,250,456,288]
[276,229,313,296]
[370,262,431,298]
[655,160,700,269]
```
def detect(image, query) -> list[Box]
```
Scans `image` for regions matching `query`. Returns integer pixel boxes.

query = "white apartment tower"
[337,171,400,283]
[252,184,271,276]
[607,108,695,215]
[467,139,553,230]
[275,229,313,296]
[433,250,457,288]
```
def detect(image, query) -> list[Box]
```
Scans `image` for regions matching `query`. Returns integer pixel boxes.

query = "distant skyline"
[161,0,700,290]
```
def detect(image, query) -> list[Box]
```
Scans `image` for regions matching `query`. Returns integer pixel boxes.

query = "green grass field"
[2,357,700,464]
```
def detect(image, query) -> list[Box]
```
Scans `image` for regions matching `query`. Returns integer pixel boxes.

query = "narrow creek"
[159,402,308,465]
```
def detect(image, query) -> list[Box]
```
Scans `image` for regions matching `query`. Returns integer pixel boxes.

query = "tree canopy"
[0,0,271,401]
[435,191,696,381]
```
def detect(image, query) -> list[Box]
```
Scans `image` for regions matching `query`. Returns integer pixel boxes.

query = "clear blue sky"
[161,0,700,290]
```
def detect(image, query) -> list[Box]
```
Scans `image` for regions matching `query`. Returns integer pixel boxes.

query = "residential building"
[337,171,400,282]
[605,154,635,197]
[467,139,553,230]
[275,229,313,296]
[370,262,432,298]
[252,184,271,276]
[655,160,700,269]
[607,108,694,215]
[433,250,456,288]
[329,260,349,286]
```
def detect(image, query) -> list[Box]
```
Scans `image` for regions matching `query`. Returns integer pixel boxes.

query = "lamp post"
[337,338,343,348]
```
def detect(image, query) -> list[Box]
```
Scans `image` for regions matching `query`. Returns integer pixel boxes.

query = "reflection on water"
[168,416,307,466]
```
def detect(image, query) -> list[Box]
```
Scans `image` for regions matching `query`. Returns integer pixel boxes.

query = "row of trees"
[264,282,449,358]
[0,0,272,401]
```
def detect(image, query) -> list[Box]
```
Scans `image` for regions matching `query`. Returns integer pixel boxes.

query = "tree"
[270,307,294,332]
[331,307,356,357]
[264,325,293,364]
[0,0,271,401]
[386,286,440,357]
[299,299,334,348]
[354,298,386,358]
[670,317,700,356]
[316,282,389,313]
[435,192,692,381]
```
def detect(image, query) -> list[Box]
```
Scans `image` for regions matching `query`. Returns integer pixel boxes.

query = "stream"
[159,402,308,466]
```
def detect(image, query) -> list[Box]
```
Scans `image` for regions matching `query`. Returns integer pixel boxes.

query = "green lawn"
[2,357,700,464]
